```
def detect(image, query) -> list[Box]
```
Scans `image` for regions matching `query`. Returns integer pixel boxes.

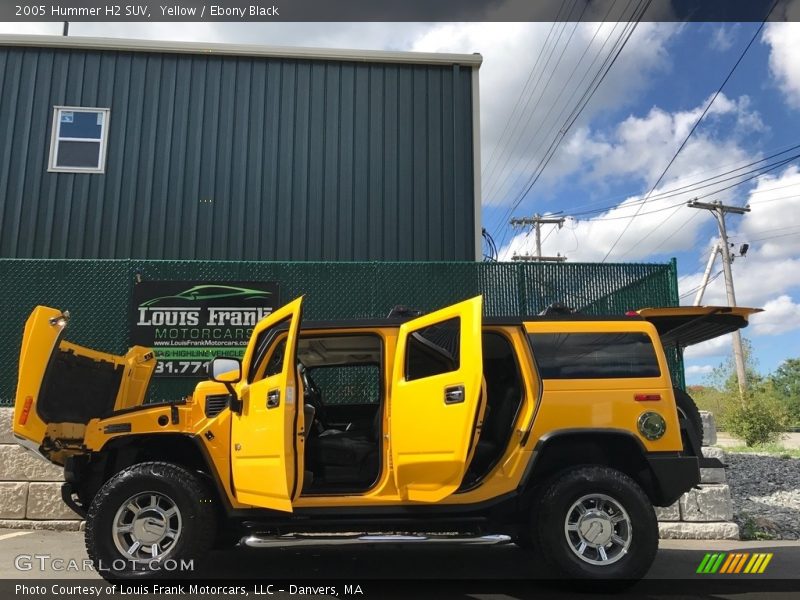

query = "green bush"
[723,396,788,447]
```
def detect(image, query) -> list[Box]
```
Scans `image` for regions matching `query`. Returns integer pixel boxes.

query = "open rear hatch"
[13,306,156,463]
[637,305,761,466]
[636,305,762,349]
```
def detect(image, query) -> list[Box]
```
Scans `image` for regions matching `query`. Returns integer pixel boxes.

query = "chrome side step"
[242,533,511,548]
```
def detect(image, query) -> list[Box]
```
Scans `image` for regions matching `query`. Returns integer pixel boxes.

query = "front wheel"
[85,462,217,579]
[531,466,658,581]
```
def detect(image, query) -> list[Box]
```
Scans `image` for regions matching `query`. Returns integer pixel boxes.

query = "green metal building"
[0,35,482,261]
[0,35,686,406]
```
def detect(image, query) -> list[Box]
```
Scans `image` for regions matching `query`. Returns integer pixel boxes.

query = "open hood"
[636,306,762,349]
[14,306,156,462]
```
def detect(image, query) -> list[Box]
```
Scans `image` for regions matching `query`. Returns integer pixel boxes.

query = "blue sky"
[2,19,799,385]
[473,22,800,384]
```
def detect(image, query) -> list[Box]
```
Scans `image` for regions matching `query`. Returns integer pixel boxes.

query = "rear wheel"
[529,466,658,580]
[85,462,217,579]
[674,387,704,443]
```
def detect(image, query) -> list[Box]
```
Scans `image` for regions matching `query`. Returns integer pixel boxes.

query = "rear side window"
[528,332,660,379]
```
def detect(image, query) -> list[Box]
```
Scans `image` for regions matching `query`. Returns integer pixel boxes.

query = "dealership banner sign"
[131,281,279,377]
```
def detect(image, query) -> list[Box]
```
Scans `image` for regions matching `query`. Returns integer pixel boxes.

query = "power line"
[600,10,776,263]
[481,0,584,183]
[484,1,626,205]
[750,229,800,242]
[576,154,800,225]
[483,2,590,203]
[494,2,650,251]
[560,140,800,215]
[481,17,567,183]
[569,146,800,218]
[679,270,723,299]
[511,13,649,206]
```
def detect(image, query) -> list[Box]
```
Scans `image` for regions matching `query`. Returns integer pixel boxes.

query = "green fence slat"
[0,259,679,405]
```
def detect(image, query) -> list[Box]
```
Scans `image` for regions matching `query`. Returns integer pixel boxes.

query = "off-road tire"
[85,461,217,580]
[674,387,704,444]
[529,466,658,581]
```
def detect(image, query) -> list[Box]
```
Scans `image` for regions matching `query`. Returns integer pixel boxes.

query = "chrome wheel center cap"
[133,510,167,543]
[578,510,613,546]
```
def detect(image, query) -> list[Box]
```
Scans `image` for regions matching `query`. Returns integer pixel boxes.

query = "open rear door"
[390,296,483,502]
[231,297,303,511]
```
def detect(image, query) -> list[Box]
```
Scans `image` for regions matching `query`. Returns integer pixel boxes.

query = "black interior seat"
[470,375,519,474]
[311,405,380,484]
[461,333,524,487]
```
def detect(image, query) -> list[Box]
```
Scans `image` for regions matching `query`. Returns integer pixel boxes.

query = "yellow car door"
[230,297,304,511]
[390,296,483,502]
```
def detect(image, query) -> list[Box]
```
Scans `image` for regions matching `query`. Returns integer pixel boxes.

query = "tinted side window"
[248,318,290,382]
[264,338,287,378]
[528,332,660,379]
[405,317,460,381]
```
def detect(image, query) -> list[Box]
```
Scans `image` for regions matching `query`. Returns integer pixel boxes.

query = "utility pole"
[510,214,567,262]
[694,242,721,306]
[688,199,751,401]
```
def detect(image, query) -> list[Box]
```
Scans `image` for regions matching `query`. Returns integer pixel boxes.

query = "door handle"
[444,385,465,405]
[267,390,280,409]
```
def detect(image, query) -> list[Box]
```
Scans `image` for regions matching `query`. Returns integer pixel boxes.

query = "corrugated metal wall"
[0,45,476,261]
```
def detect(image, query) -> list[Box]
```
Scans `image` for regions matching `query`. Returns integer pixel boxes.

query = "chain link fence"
[0,259,681,405]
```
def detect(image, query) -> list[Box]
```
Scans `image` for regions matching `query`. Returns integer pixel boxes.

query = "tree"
[703,338,789,445]
[707,338,761,396]
[770,358,800,425]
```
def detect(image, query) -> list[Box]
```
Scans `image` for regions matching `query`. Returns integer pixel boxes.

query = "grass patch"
[739,513,776,541]
[725,443,800,459]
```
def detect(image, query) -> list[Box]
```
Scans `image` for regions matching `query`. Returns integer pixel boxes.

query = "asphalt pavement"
[1,529,799,598]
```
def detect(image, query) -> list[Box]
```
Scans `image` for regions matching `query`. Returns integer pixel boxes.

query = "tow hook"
[60,483,86,518]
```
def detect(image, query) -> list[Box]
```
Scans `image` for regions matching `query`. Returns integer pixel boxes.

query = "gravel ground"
[725,452,800,540]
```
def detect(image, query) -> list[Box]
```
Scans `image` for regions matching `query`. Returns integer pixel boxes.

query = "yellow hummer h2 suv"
[13,296,758,580]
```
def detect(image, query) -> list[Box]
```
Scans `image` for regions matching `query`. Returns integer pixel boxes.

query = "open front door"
[390,296,483,502]
[231,297,304,511]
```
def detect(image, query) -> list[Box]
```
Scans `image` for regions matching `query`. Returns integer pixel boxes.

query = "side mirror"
[209,357,242,383]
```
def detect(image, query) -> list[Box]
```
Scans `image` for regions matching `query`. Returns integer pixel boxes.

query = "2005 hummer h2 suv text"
[13,297,758,580]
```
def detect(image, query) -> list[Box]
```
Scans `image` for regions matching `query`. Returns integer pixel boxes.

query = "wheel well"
[523,432,659,505]
[77,435,221,508]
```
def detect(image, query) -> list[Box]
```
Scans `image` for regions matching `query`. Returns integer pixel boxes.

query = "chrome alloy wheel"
[112,491,182,562]
[564,493,632,566]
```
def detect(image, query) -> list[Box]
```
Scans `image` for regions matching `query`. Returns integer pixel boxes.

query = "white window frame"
[48,106,111,173]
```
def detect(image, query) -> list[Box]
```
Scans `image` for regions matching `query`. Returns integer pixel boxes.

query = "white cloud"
[709,24,737,52]
[686,364,714,376]
[411,22,679,207]
[685,334,732,360]
[737,165,800,260]
[0,22,61,35]
[763,22,800,109]
[0,21,435,49]
[751,295,800,335]
[498,92,763,262]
